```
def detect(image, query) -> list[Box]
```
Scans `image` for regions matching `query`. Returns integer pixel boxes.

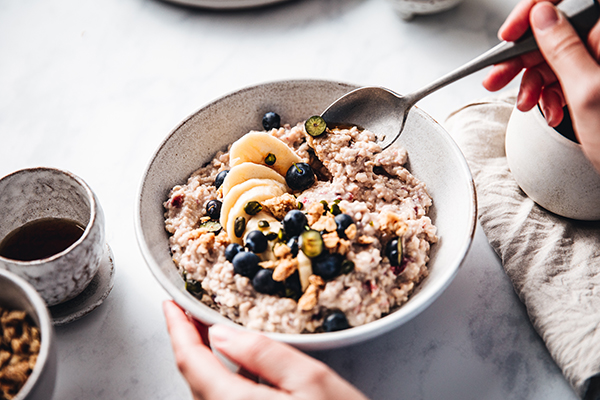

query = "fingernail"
[209,324,238,344]
[542,105,554,125]
[532,4,559,31]
[516,90,525,109]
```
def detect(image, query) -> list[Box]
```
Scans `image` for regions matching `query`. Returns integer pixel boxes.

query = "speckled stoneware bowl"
[0,268,57,400]
[135,79,476,351]
[387,0,463,20]
[0,168,106,306]
[506,105,600,221]
[161,0,291,9]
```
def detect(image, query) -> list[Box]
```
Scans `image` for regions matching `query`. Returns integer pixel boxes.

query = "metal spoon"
[321,0,600,150]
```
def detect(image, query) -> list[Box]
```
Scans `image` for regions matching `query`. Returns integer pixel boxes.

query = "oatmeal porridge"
[164,113,437,334]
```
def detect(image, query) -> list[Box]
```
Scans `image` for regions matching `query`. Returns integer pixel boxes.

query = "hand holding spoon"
[321,0,600,150]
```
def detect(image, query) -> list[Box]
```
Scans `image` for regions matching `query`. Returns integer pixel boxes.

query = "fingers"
[530,2,599,100]
[499,0,561,41]
[539,82,565,127]
[209,324,320,391]
[516,62,558,110]
[163,301,262,400]
[482,50,545,92]
[588,20,600,61]
[209,324,367,400]
[483,59,525,91]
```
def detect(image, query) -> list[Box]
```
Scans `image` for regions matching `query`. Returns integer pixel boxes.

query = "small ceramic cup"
[387,0,463,20]
[505,105,600,221]
[0,268,57,400]
[0,167,106,306]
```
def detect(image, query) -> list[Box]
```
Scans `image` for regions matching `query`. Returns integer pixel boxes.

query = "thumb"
[530,2,599,96]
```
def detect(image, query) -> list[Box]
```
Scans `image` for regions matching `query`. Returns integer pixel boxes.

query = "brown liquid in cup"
[0,218,85,261]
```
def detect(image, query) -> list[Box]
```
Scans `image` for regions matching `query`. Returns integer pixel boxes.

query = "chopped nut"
[297,286,318,311]
[273,258,298,282]
[358,235,376,245]
[215,230,230,247]
[305,202,325,225]
[378,211,408,236]
[344,224,357,240]
[262,194,298,220]
[322,232,339,249]
[273,243,291,259]
[297,275,325,311]
[259,261,277,270]
[308,275,325,287]
[324,217,337,232]
[311,215,336,233]
[337,239,352,255]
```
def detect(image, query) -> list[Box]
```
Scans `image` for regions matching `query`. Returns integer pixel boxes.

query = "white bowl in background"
[505,105,600,221]
[135,79,476,350]
[387,0,463,20]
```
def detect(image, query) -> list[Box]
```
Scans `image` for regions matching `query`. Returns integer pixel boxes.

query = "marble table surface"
[0,0,579,398]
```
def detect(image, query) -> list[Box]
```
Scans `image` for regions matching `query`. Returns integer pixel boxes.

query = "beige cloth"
[445,92,600,399]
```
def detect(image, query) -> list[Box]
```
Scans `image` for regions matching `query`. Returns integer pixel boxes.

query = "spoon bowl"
[322,0,598,149]
[321,86,408,145]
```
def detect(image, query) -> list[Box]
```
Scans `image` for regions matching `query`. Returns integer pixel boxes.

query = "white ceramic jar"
[505,105,600,221]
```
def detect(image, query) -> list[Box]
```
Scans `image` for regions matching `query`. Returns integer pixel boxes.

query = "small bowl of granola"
[135,79,476,350]
[0,268,57,400]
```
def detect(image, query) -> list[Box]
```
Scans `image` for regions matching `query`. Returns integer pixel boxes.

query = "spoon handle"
[405,0,600,106]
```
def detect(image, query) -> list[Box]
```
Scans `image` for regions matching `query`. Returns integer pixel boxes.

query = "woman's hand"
[483,0,600,172]
[163,300,369,400]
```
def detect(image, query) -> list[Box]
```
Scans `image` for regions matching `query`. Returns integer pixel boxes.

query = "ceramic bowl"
[161,0,291,9]
[135,79,476,350]
[387,0,463,20]
[0,167,106,306]
[0,268,57,400]
[505,105,600,220]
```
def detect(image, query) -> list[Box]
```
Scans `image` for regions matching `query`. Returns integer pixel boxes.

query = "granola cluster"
[0,308,40,400]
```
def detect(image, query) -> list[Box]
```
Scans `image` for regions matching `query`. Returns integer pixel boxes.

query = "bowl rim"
[0,268,54,400]
[0,166,98,266]
[134,78,477,350]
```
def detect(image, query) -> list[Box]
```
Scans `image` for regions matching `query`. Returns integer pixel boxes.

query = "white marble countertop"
[0,0,579,398]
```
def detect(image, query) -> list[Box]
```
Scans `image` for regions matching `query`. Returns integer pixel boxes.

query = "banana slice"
[226,185,285,244]
[244,211,281,239]
[221,162,288,198]
[297,251,313,291]
[229,132,303,176]
[244,211,282,261]
[220,178,286,229]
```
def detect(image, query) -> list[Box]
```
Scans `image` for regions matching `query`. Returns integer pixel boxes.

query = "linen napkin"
[444,91,600,399]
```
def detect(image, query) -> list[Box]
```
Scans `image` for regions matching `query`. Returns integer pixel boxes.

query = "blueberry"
[245,230,268,253]
[262,112,281,131]
[322,310,350,332]
[335,213,354,238]
[225,243,244,262]
[385,238,402,267]
[285,163,315,191]
[214,170,229,189]
[252,268,282,295]
[283,210,308,238]
[312,252,343,280]
[284,270,302,300]
[287,236,299,258]
[206,200,222,220]
[232,251,261,278]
